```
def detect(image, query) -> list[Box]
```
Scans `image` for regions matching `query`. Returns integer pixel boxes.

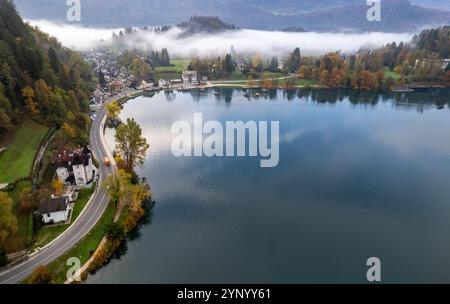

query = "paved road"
[0,94,121,284]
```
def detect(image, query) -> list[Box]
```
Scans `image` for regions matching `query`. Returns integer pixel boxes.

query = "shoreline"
[65,90,150,284]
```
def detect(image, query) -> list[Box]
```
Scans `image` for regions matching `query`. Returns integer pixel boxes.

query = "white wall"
[42,210,68,224]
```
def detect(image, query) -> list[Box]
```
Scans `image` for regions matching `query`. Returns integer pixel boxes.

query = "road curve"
[0,93,123,284]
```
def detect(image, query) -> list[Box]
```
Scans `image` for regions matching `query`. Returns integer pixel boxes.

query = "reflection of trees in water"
[164,88,450,109]
[164,91,175,102]
[111,199,156,261]
[283,89,297,101]
[297,88,450,109]
[190,89,208,102]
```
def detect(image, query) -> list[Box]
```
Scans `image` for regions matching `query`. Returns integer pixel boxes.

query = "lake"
[88,88,450,283]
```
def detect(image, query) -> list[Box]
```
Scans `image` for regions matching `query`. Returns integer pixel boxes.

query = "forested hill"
[0,0,95,143]
[412,26,450,58]
[177,16,238,35]
[13,0,450,32]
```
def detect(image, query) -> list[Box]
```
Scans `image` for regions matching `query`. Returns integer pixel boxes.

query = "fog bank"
[29,20,414,57]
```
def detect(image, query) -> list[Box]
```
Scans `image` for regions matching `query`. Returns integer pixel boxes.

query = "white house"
[237,60,246,72]
[182,71,198,84]
[40,196,70,225]
[158,79,169,88]
[56,146,96,188]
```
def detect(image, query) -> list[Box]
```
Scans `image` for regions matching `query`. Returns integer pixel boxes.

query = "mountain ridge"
[12,0,450,32]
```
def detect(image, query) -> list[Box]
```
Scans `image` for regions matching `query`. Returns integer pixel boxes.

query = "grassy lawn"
[0,120,49,184]
[3,180,33,253]
[228,71,248,80]
[383,68,402,81]
[154,72,181,81]
[41,199,115,284]
[262,71,286,78]
[154,59,189,73]
[32,185,96,250]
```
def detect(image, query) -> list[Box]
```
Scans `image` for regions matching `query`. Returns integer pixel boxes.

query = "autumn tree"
[261,76,272,89]
[22,87,39,116]
[103,169,131,208]
[298,66,311,79]
[329,68,345,88]
[360,71,378,90]
[252,54,264,72]
[130,57,151,82]
[29,266,54,284]
[106,101,121,121]
[104,222,125,240]
[123,183,151,232]
[52,178,65,196]
[0,192,18,243]
[246,75,256,87]
[375,70,385,88]
[319,70,329,86]
[61,122,77,140]
[34,79,51,113]
[115,118,149,173]
[20,187,34,213]
[443,71,450,88]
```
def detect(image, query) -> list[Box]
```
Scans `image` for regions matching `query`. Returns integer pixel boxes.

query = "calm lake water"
[88,88,450,283]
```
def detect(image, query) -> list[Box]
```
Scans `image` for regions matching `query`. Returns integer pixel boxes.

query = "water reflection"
[87,89,450,284]
[156,88,450,109]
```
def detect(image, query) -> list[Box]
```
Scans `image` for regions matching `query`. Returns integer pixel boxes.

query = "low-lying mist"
[29,20,414,57]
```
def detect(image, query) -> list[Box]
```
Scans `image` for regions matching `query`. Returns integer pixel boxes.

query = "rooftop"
[39,197,69,214]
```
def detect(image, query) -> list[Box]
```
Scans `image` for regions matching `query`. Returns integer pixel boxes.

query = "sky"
[28,20,414,57]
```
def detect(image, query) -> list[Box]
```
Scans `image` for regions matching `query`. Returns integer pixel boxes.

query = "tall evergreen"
[48,47,60,73]
[269,56,279,72]
[287,47,301,73]
[160,48,171,66]
[222,54,234,75]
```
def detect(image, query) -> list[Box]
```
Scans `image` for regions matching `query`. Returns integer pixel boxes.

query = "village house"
[56,146,96,188]
[182,71,198,84]
[170,79,183,85]
[158,79,170,88]
[237,60,247,72]
[40,196,71,225]
[119,66,128,78]
[138,80,154,90]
